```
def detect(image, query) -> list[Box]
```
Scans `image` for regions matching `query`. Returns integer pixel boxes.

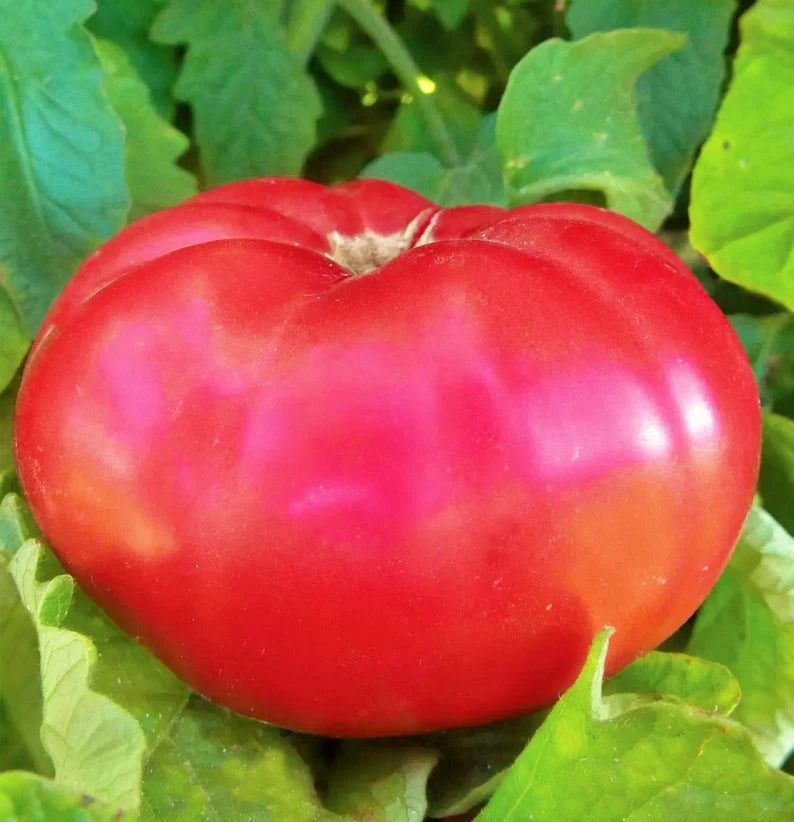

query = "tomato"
[14,177,760,737]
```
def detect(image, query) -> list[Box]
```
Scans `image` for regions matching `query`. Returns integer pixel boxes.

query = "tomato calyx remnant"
[327,208,436,275]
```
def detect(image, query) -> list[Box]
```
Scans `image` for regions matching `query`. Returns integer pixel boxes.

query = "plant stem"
[336,0,460,166]
[552,0,568,39]
[286,0,336,67]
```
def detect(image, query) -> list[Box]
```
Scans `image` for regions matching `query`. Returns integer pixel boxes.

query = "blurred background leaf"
[690,0,794,312]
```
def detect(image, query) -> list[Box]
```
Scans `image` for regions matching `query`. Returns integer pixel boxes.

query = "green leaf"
[566,0,736,192]
[495,30,684,230]
[362,152,446,200]
[152,0,322,184]
[477,628,794,821]
[60,591,191,757]
[140,702,336,822]
[382,76,481,159]
[729,313,794,410]
[689,0,794,311]
[0,702,36,773]
[0,522,50,776]
[95,38,197,220]
[689,506,794,766]
[363,115,506,206]
[316,42,388,89]
[424,713,544,818]
[0,0,130,334]
[88,0,178,118]
[0,290,28,394]
[410,0,471,31]
[760,413,794,535]
[324,741,438,821]
[0,771,124,822]
[604,651,741,715]
[7,538,145,811]
[0,384,16,477]
[0,493,35,556]
[1,487,191,781]
[433,0,472,30]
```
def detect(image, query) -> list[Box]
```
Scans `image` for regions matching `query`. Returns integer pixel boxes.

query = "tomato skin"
[14,178,760,737]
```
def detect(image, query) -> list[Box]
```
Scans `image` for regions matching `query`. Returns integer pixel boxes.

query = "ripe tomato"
[14,177,760,737]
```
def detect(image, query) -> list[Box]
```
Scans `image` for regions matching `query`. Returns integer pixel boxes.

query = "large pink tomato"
[14,177,760,737]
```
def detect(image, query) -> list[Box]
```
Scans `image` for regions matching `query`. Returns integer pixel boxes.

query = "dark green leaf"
[383,76,481,159]
[0,0,130,333]
[0,383,16,477]
[496,30,684,230]
[0,290,28,394]
[88,0,178,117]
[425,713,544,818]
[324,741,438,821]
[760,413,794,538]
[363,152,446,200]
[690,0,794,311]
[411,0,472,31]
[317,43,388,89]
[364,114,505,206]
[152,0,322,184]
[730,313,794,411]
[95,38,197,220]
[567,0,736,192]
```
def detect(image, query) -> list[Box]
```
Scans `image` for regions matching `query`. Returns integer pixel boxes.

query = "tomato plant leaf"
[0,771,124,821]
[496,29,684,231]
[603,651,741,715]
[0,703,35,773]
[364,114,505,206]
[0,498,49,777]
[0,0,130,334]
[690,0,794,312]
[477,628,794,821]
[60,591,191,758]
[95,38,197,221]
[689,507,794,767]
[4,522,145,811]
[411,0,472,31]
[2,491,191,785]
[759,413,794,536]
[0,387,14,478]
[324,741,439,821]
[87,0,178,118]
[316,42,388,89]
[730,313,794,412]
[363,153,447,200]
[151,0,322,185]
[140,702,337,822]
[0,290,28,395]
[566,0,736,193]
[383,76,481,159]
[424,713,544,818]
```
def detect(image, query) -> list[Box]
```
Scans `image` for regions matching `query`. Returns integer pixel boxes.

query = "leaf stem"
[286,0,336,66]
[336,0,460,166]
